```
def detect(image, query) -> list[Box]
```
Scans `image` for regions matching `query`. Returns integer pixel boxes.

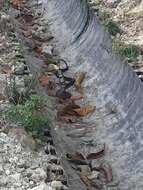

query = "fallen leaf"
[22,14,33,24]
[73,105,95,116]
[39,74,50,86]
[44,56,57,65]
[100,163,113,183]
[59,116,77,123]
[58,103,80,116]
[33,47,42,55]
[74,72,86,90]
[56,90,72,100]
[73,152,85,160]
[66,152,87,165]
[86,144,105,160]
[70,94,84,101]
[22,30,32,37]
[0,94,6,101]
[64,77,75,90]
[1,65,11,74]
[32,35,54,43]
[80,175,92,190]
[11,0,26,9]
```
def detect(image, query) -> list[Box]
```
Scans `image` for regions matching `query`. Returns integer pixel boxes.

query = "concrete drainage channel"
[41,0,143,190]
[1,0,143,189]
[2,1,114,189]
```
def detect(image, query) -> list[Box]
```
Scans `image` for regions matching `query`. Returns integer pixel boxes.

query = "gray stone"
[42,45,53,56]
[5,169,10,175]
[30,182,52,190]
[51,181,68,190]
[12,64,25,75]
[9,173,21,182]
[17,159,27,168]
[0,164,3,175]
[0,132,8,144]
[0,176,8,187]
[30,168,47,182]
[30,160,40,169]
[25,168,33,178]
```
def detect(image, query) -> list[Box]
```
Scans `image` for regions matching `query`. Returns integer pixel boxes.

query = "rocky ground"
[0,121,68,190]
[0,2,68,190]
[90,0,143,70]
[91,0,143,48]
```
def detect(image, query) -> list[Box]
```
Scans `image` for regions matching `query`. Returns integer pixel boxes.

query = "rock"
[15,144,22,153]
[8,128,36,150]
[8,128,27,141]
[20,134,36,151]
[17,159,27,168]
[0,176,8,187]
[30,160,40,169]
[25,168,33,178]
[13,182,22,187]
[0,132,8,144]
[51,181,68,190]
[0,164,4,175]
[30,182,52,190]
[89,170,100,179]
[50,165,64,175]
[5,169,11,175]
[42,45,53,56]
[9,156,19,164]
[8,173,21,182]
[12,64,25,75]
[30,168,47,182]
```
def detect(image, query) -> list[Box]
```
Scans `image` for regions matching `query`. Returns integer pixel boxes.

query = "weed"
[98,10,121,36]
[102,20,121,36]
[98,10,110,22]
[5,94,52,141]
[112,39,141,61]
[4,0,10,10]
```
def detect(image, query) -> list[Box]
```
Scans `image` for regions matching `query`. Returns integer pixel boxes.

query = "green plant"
[4,0,10,10]
[98,10,121,36]
[94,0,102,6]
[5,94,52,141]
[98,10,110,22]
[112,39,141,61]
[102,20,121,36]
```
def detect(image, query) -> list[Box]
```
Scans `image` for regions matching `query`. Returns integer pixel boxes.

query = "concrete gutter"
[41,0,143,189]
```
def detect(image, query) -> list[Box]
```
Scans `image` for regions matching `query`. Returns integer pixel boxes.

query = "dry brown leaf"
[66,152,85,160]
[66,152,87,165]
[86,144,105,160]
[80,175,92,190]
[32,35,54,43]
[100,163,113,183]
[22,30,32,37]
[74,72,86,90]
[59,116,76,123]
[11,0,26,9]
[58,103,80,116]
[56,90,71,100]
[1,65,11,74]
[0,94,6,101]
[33,47,42,55]
[70,94,84,101]
[39,75,50,86]
[73,105,95,116]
